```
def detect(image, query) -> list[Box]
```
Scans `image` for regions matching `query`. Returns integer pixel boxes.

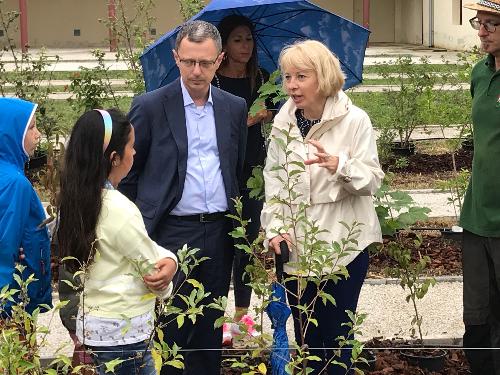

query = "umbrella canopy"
[140,0,370,92]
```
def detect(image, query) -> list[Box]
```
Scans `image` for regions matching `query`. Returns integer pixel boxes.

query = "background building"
[0,0,480,51]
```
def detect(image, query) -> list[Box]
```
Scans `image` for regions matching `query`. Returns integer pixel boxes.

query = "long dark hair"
[217,15,259,92]
[57,108,131,272]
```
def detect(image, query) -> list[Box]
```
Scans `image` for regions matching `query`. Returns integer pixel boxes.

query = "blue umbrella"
[140,0,370,92]
[265,242,291,375]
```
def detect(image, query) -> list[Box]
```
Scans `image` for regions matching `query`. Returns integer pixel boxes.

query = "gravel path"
[37,279,463,358]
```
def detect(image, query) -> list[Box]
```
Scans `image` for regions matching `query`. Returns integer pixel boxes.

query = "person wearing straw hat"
[461,1,500,373]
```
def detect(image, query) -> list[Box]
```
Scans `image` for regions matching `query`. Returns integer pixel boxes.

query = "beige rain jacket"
[261,90,384,275]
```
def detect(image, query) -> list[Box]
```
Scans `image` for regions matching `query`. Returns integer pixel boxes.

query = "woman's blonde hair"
[279,40,345,97]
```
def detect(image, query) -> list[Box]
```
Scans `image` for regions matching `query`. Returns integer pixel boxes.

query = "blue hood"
[0,98,38,170]
[0,97,52,316]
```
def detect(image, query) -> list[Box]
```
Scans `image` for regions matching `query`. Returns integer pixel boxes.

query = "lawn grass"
[46,97,133,136]
[2,70,132,81]
[363,63,464,75]
[2,85,131,93]
[361,76,467,85]
[347,90,470,128]
[390,171,456,190]
[11,59,471,195]
[36,90,469,136]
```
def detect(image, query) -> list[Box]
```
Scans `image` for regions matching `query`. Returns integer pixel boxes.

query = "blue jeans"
[87,340,156,375]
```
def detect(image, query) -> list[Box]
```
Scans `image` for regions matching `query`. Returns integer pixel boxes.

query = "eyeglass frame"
[176,54,221,69]
[469,17,500,33]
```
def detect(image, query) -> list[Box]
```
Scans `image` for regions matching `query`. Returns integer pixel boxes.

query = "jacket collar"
[274,90,351,139]
[160,78,231,157]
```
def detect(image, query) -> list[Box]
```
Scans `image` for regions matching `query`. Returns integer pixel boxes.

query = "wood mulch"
[365,338,470,375]
[368,231,463,278]
[382,148,473,174]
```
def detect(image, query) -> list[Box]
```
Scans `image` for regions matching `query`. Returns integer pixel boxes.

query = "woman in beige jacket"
[260,40,384,374]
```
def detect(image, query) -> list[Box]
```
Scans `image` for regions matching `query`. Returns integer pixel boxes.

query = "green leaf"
[308,318,318,327]
[59,279,75,289]
[104,358,125,372]
[186,279,202,289]
[166,359,184,369]
[140,293,156,301]
[177,314,185,328]
[258,363,267,374]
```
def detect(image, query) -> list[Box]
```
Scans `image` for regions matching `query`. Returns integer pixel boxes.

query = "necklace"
[214,73,222,89]
[214,69,264,89]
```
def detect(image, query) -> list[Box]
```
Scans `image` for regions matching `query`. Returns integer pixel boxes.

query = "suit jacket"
[119,78,248,236]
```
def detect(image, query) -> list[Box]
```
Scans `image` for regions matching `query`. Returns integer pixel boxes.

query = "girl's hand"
[143,257,177,291]
[305,139,339,174]
[269,233,292,255]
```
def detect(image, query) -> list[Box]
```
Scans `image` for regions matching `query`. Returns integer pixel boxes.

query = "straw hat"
[464,0,500,14]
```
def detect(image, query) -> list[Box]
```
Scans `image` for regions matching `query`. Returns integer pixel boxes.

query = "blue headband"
[94,109,113,152]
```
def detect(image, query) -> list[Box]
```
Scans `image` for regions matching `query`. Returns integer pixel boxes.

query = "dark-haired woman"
[57,109,178,375]
[213,14,274,343]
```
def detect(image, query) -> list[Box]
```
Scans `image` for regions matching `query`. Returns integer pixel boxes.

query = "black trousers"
[462,230,500,375]
[154,215,234,375]
[285,250,369,375]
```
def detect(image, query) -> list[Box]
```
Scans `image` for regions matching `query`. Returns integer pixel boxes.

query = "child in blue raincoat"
[0,97,52,317]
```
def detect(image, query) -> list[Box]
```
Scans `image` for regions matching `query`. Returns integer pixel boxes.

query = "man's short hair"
[175,20,222,53]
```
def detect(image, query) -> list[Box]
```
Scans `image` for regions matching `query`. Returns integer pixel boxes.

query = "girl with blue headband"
[57,108,178,375]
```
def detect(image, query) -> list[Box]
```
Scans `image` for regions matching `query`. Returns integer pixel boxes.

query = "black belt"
[168,211,228,223]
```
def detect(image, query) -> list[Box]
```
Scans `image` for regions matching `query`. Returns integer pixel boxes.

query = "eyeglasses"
[177,56,218,69]
[469,17,500,33]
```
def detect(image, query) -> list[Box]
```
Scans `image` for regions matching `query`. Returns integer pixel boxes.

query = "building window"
[74,29,81,37]
[452,0,463,25]
[150,28,156,36]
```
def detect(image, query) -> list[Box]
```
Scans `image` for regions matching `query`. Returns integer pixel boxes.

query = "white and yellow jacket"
[81,189,177,319]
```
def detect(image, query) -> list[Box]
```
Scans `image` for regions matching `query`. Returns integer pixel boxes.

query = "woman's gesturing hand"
[305,139,339,174]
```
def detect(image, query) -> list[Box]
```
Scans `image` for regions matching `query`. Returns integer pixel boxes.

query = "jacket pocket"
[22,227,51,309]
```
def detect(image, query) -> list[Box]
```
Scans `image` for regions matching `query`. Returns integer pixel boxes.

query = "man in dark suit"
[119,20,248,375]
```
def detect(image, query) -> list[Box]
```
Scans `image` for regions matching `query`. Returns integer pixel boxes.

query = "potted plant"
[374,56,435,156]
[384,235,447,371]
[437,169,470,243]
[374,174,448,370]
[374,173,431,238]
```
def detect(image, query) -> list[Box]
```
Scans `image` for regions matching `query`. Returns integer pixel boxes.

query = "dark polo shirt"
[460,54,500,236]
